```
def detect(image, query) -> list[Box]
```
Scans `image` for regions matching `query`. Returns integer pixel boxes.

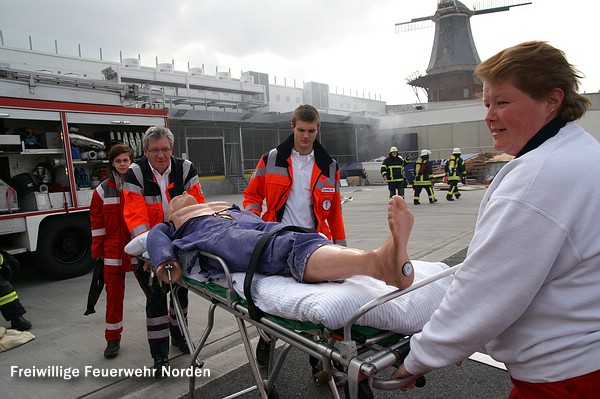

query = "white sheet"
[127,230,454,333]
[186,260,453,334]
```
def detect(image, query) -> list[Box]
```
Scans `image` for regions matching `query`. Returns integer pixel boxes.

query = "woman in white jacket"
[394,41,600,399]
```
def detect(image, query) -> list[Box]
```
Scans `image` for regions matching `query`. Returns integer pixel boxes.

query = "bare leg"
[303,196,414,289]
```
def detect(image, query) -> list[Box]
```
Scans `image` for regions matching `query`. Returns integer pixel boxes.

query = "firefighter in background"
[445,147,467,201]
[0,250,32,331]
[381,146,409,199]
[413,149,437,205]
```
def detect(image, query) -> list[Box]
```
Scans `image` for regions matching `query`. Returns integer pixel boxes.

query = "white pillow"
[224,260,453,334]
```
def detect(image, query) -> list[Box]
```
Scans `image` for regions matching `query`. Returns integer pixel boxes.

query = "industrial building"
[2,22,599,195]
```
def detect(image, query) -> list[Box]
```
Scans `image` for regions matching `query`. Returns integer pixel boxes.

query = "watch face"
[402,262,413,276]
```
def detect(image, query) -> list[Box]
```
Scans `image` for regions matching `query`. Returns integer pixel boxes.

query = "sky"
[0,0,597,105]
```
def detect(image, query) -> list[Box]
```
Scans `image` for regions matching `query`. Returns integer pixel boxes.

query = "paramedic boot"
[153,357,170,379]
[104,339,120,359]
[455,192,461,199]
[256,337,270,367]
[171,337,190,354]
[446,194,454,201]
[413,199,420,205]
[10,315,32,331]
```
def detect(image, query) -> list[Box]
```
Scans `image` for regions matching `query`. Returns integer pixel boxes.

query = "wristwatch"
[402,262,413,276]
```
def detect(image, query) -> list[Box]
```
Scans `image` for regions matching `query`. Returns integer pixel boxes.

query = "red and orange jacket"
[243,134,347,246]
[90,174,137,273]
[122,156,205,238]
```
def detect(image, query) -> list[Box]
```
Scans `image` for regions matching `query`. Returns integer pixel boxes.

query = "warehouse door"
[186,137,225,176]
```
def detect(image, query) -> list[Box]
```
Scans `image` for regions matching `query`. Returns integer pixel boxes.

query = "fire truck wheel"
[34,214,94,279]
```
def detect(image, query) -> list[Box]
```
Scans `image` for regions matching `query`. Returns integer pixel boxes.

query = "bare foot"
[375,195,414,288]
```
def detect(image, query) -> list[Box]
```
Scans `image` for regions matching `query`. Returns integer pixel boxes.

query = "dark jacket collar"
[516,117,567,158]
[277,134,335,176]
[136,156,185,195]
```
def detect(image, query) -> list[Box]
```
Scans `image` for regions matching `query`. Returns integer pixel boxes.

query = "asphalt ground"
[1,183,511,399]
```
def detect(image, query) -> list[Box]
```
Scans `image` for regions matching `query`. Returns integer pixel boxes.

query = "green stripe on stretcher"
[182,276,401,339]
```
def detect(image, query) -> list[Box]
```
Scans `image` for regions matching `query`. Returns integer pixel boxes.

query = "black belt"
[244,225,315,321]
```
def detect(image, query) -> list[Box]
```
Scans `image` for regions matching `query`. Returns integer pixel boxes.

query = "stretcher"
[167,252,458,399]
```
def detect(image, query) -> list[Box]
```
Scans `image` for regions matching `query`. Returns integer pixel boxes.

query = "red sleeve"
[90,189,105,259]
[187,182,205,204]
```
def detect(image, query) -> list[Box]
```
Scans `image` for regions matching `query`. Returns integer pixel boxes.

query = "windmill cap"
[453,147,461,154]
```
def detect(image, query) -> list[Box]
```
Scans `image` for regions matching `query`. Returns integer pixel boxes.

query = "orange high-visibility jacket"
[122,156,205,238]
[243,134,347,246]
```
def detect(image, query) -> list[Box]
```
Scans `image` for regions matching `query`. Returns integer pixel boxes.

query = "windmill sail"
[396,0,531,102]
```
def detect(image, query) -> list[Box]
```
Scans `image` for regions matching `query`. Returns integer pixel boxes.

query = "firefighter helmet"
[389,146,398,154]
[420,149,431,156]
[453,147,461,154]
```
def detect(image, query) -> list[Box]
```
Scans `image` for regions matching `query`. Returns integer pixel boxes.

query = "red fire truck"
[0,67,167,279]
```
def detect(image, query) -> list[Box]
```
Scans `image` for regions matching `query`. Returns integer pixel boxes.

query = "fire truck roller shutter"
[33,212,94,279]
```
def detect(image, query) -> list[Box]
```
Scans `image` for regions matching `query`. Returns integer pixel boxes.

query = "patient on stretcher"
[127,192,415,290]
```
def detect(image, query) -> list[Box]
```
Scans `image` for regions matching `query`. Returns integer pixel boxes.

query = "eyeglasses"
[147,147,173,155]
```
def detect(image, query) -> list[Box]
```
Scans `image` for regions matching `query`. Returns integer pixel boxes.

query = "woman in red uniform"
[90,144,137,358]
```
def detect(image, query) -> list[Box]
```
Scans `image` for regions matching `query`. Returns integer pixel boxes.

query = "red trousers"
[104,271,126,341]
[509,369,600,399]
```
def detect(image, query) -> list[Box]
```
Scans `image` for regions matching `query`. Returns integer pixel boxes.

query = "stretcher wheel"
[313,370,329,386]
[343,380,374,399]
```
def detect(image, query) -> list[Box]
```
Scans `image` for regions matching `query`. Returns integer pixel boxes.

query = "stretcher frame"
[170,251,459,399]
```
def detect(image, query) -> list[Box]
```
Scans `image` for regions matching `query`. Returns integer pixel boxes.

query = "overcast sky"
[1,0,597,105]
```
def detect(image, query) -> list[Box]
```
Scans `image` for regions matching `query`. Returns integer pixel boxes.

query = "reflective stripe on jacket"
[445,155,467,181]
[123,156,205,238]
[381,155,407,182]
[243,134,347,245]
[90,176,137,273]
[413,157,433,186]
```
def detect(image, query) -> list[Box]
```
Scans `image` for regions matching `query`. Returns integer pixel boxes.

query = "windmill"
[396,0,531,103]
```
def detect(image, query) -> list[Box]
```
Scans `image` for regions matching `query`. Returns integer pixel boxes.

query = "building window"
[276,94,281,101]
[296,97,301,103]
[286,96,290,102]
[463,88,470,98]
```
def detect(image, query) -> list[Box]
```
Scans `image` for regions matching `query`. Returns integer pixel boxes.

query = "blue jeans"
[157,207,330,282]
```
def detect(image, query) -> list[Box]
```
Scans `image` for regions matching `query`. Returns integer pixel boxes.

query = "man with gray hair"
[123,126,204,377]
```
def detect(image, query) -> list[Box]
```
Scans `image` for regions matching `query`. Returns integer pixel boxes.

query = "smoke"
[358,122,415,161]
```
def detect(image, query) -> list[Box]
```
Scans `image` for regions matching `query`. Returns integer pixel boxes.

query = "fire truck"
[0,66,167,279]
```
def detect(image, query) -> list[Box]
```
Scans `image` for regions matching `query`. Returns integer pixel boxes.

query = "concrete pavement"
[2,184,487,399]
